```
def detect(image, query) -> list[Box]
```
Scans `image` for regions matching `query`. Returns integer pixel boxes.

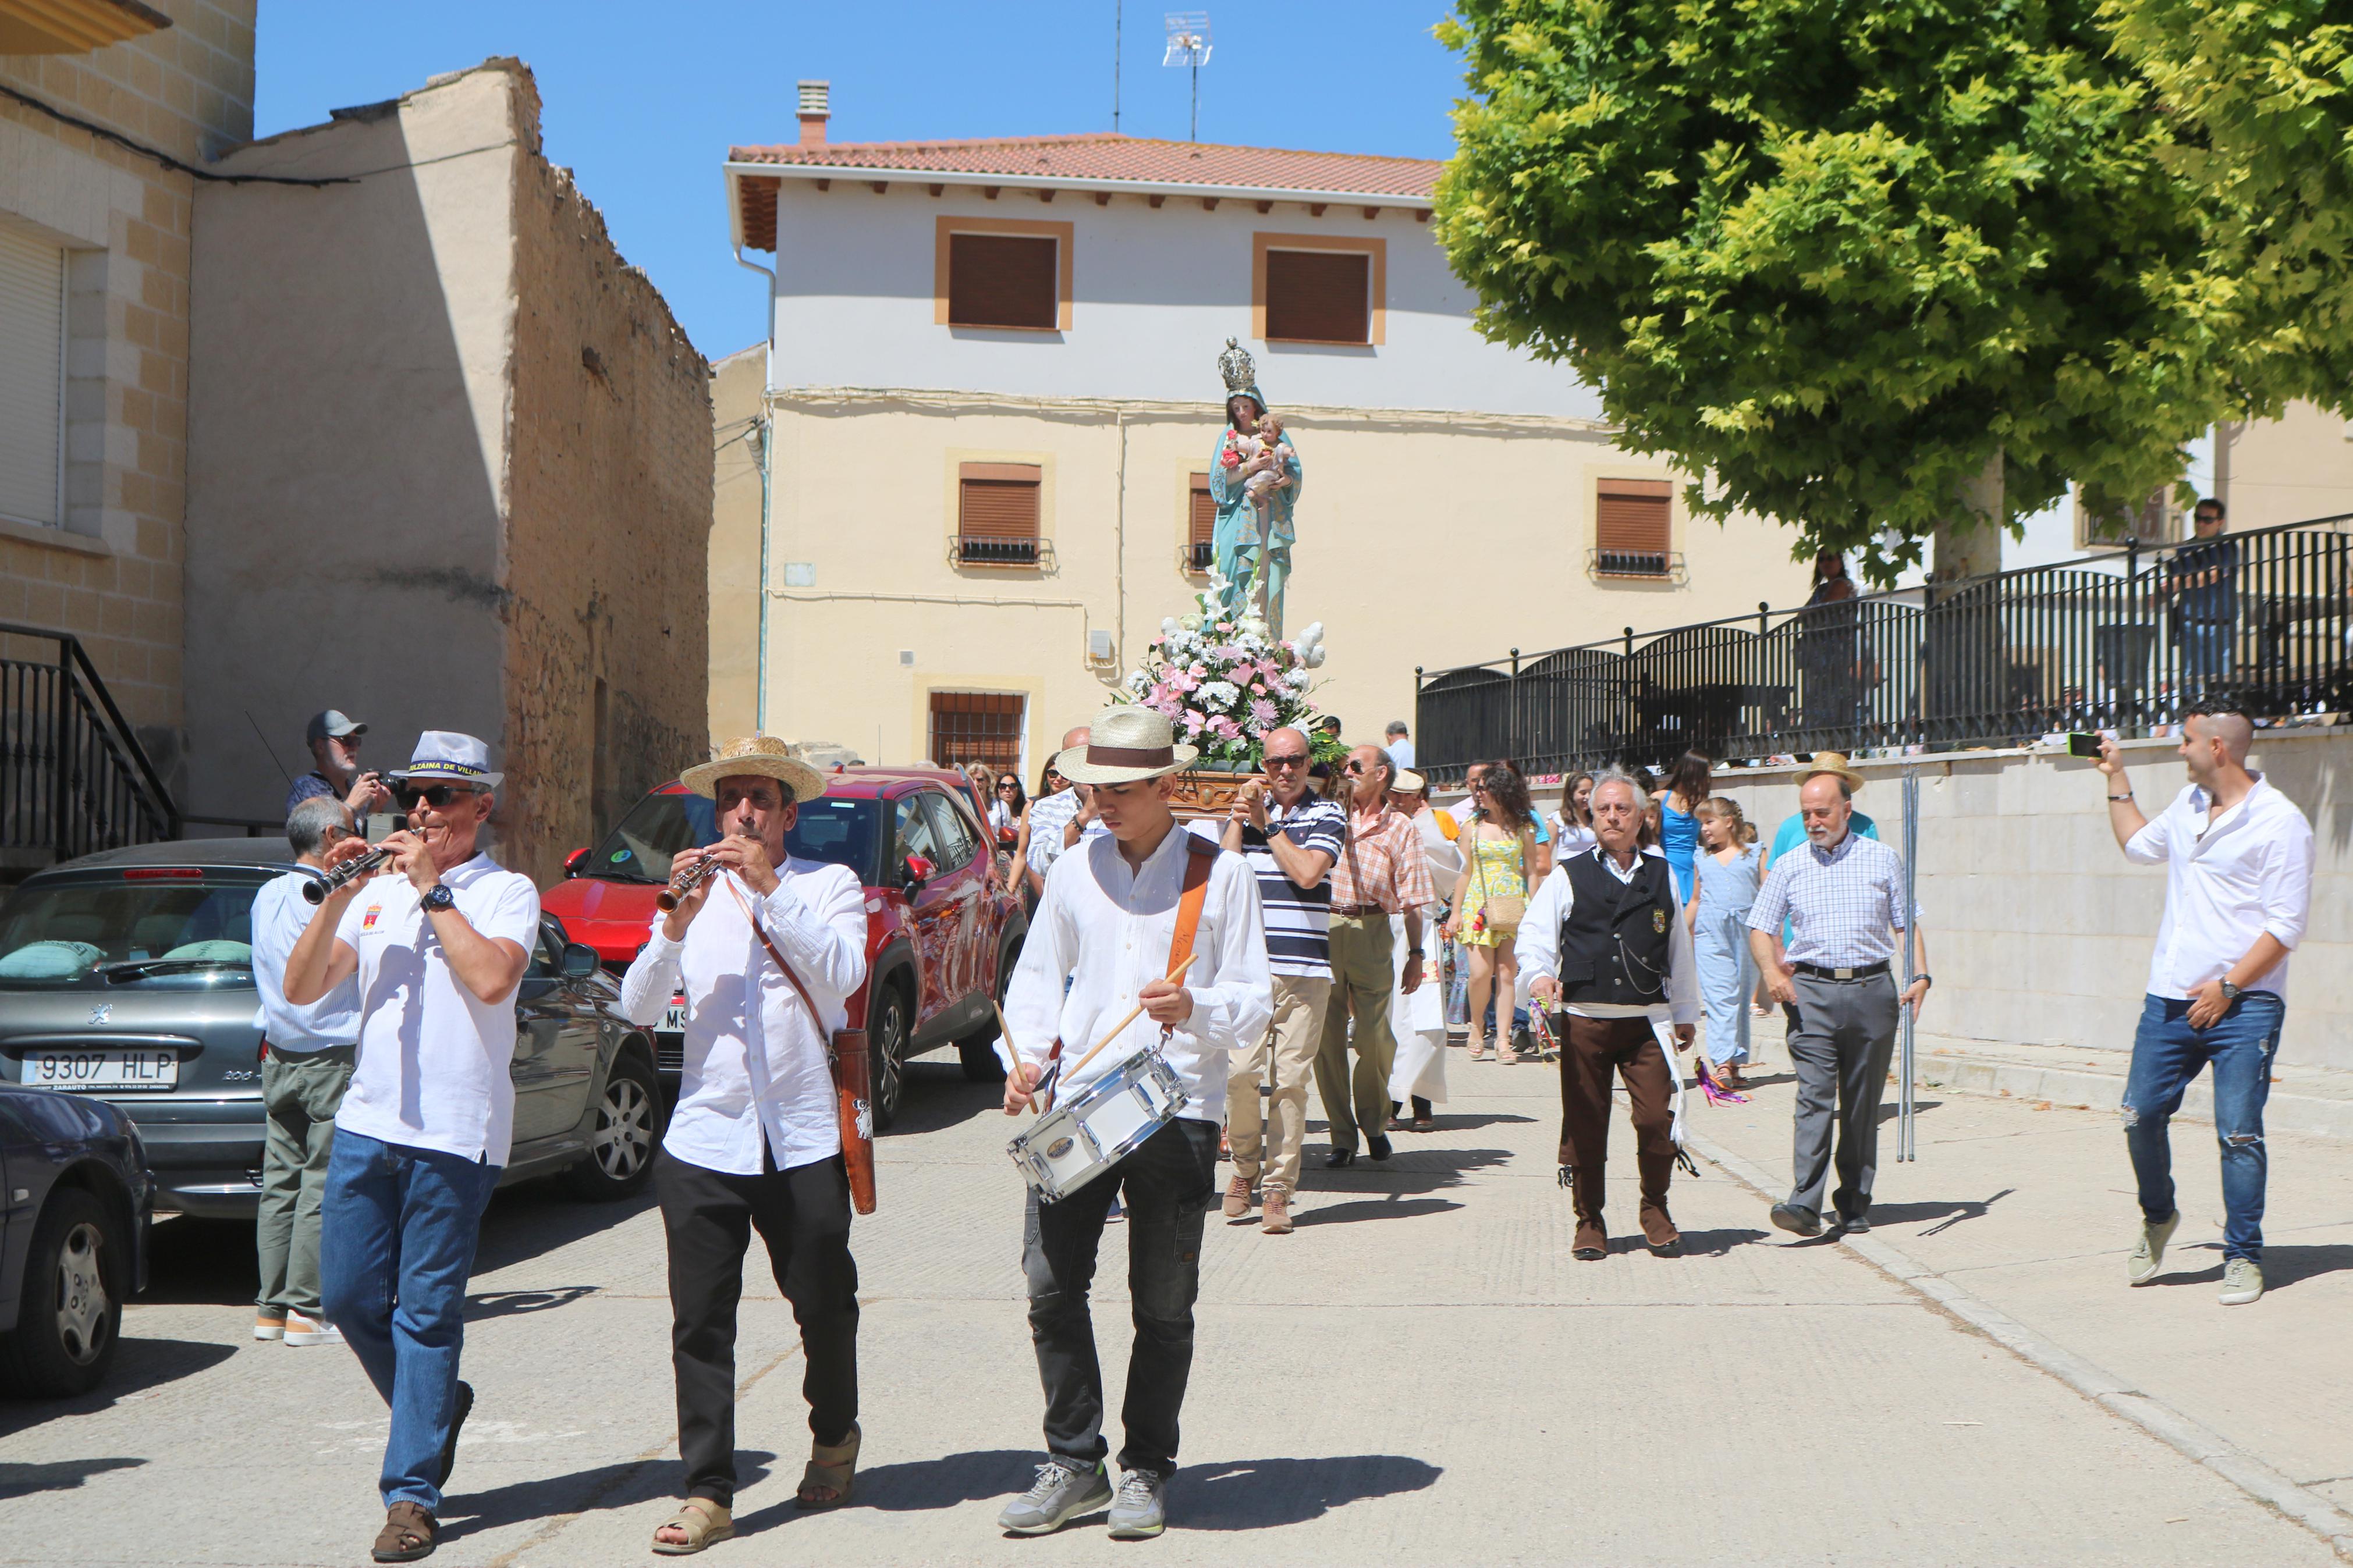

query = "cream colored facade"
[2216,403,2353,532]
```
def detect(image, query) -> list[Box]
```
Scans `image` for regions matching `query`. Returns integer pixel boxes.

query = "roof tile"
[727,132,1440,200]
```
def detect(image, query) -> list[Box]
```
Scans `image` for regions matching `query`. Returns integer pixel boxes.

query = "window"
[918,790,980,873]
[1254,233,1385,346]
[935,216,1074,332]
[2077,486,2180,548]
[0,221,65,528]
[1186,472,1215,572]
[957,463,1041,564]
[892,796,944,883]
[929,691,1025,776]
[1594,479,1673,577]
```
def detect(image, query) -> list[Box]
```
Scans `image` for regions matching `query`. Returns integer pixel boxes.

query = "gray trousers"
[255,1044,354,1315]
[1786,973,1899,1221]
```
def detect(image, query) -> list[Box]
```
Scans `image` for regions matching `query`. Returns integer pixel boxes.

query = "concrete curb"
[1917,1052,2353,1144]
[1684,1128,2353,1562]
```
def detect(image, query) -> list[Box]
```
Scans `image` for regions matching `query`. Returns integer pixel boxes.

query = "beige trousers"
[1315,914,1397,1153]
[1226,975,1332,1197]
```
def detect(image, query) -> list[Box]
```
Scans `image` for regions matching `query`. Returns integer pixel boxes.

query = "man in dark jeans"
[2167,497,2237,686]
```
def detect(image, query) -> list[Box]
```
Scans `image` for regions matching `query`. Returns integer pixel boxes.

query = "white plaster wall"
[766,182,1603,418]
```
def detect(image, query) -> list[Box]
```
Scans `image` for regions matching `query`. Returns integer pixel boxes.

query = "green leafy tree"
[1433,0,2248,578]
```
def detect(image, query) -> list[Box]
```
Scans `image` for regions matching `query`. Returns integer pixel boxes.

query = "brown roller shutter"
[948,233,1057,329]
[1187,472,1215,571]
[1595,478,1671,575]
[930,692,1027,776]
[959,462,1041,564]
[1265,249,1370,344]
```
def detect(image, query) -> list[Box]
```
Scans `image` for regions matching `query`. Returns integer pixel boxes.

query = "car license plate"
[660,999,686,1033]
[24,1049,179,1091]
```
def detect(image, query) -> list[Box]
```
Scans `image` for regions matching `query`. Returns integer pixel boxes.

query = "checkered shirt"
[1328,802,1435,914]
[1745,829,1912,968]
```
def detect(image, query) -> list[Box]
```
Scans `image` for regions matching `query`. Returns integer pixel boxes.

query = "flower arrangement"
[1120,571,1328,770]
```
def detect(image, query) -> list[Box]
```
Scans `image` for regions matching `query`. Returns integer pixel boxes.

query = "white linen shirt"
[1002,824,1274,1124]
[332,852,541,1166]
[1517,849,1701,1026]
[620,859,867,1176]
[251,869,360,1051]
[2126,775,2313,1000]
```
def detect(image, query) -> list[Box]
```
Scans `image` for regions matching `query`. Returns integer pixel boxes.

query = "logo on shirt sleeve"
[361,904,383,931]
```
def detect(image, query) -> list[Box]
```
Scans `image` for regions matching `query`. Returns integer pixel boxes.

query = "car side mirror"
[904,852,934,888]
[563,847,590,877]
[559,942,601,980]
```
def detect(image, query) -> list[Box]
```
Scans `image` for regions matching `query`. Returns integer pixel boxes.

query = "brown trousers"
[1558,1013,1678,1242]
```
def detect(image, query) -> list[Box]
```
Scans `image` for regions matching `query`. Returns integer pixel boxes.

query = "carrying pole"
[1898,767,1921,1161]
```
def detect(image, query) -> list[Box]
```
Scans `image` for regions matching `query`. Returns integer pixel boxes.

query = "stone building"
[183,59,711,884]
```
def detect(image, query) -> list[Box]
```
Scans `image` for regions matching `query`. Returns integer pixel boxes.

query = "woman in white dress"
[1386,769,1463,1130]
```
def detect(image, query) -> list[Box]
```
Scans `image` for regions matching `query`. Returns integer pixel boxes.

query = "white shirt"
[332,852,541,1165]
[619,859,867,1175]
[1388,738,1415,769]
[1516,848,1700,1026]
[1024,787,1107,876]
[2126,774,2313,1000]
[251,869,360,1051]
[1003,823,1275,1123]
[1550,816,1598,858]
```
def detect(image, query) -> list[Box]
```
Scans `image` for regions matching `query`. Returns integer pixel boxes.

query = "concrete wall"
[0,1,257,786]
[1698,730,2353,1073]
[708,344,763,742]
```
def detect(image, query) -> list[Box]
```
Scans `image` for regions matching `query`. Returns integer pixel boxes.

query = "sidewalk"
[1912,1034,2353,1143]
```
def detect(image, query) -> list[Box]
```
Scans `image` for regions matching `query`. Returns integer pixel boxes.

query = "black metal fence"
[0,621,178,861]
[1417,513,2353,782]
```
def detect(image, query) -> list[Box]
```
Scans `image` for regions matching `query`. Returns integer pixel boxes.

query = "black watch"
[2220,979,2243,1002]
[421,884,456,913]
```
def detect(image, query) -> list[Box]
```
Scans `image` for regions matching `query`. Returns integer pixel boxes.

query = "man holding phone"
[2095,703,2312,1306]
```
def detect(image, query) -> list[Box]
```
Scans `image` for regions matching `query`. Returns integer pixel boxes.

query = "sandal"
[371,1502,438,1563]
[1470,1037,1495,1062]
[652,1498,734,1556]
[796,1421,861,1510]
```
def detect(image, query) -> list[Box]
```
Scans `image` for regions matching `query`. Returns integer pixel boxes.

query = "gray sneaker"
[1106,1469,1167,1540]
[2219,1257,2265,1306]
[2128,1211,2181,1286]
[998,1459,1112,1536]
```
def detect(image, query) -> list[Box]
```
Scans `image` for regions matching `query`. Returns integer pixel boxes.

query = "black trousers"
[1024,1115,1219,1480]
[658,1147,860,1506]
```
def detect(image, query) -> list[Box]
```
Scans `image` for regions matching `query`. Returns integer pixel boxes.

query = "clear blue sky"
[254,1,1466,361]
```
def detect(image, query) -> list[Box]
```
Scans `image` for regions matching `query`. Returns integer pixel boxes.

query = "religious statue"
[1209,338,1303,638]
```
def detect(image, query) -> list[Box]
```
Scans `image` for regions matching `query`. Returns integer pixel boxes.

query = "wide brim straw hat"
[680,735,828,803]
[1055,706,1199,785]
[1795,751,1868,792]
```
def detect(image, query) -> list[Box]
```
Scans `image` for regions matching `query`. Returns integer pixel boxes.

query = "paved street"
[3,1041,2347,1566]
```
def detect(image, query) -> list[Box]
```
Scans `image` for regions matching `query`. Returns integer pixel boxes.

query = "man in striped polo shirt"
[1219,727,1346,1233]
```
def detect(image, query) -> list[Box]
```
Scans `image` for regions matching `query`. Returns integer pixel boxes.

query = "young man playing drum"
[997,706,1273,1541]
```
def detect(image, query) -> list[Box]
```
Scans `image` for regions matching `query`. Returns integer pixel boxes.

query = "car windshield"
[588,791,880,886]
[0,872,267,990]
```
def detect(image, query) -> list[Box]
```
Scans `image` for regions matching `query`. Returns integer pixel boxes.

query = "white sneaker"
[2219,1258,2265,1306]
[2127,1212,2180,1286]
[253,1311,285,1342]
[284,1311,343,1346]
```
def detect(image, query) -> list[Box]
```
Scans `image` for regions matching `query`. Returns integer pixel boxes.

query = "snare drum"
[1009,1050,1188,1203]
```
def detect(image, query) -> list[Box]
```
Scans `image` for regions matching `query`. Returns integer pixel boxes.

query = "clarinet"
[301,840,399,905]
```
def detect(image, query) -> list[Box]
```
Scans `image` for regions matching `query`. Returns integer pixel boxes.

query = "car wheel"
[565,1052,662,1201]
[869,980,911,1132]
[0,1187,123,1398]
[957,936,1021,1083]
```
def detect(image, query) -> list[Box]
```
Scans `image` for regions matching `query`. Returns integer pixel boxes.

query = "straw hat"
[1392,768,1429,794]
[680,735,827,803]
[1796,751,1867,792]
[1055,706,1199,785]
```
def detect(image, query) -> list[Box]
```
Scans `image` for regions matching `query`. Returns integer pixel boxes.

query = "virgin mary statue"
[1207,339,1303,638]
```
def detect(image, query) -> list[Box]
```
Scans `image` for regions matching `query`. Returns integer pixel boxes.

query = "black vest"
[1554,848,1677,1007]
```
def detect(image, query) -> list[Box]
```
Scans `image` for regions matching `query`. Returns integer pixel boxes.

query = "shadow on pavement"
[1413,1112,1539,1132]
[733,1446,1037,1535]
[1873,1098,1943,1125]
[2170,1240,2353,1291]
[0,1337,236,1439]
[1180,1454,1442,1529]
[139,1216,258,1306]
[1300,1147,1514,1200]
[0,1456,144,1499]
[1291,1196,1463,1228]
[880,1066,1003,1139]
[439,1450,775,1542]
[470,1182,659,1276]
[1660,1225,1768,1256]
[466,1285,600,1323]
[1864,1189,2014,1235]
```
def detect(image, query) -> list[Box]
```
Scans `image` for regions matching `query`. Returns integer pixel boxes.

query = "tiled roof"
[728,132,1442,200]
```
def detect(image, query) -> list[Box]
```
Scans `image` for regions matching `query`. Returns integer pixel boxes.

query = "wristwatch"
[1407,947,1425,957]
[2220,979,2243,1002]
[420,884,456,913]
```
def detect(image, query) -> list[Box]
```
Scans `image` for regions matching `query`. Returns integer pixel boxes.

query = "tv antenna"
[1163,12,1210,142]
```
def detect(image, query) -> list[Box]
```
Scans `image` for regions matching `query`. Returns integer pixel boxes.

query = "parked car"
[0,838,664,1218]
[541,766,1027,1129]
[0,1081,150,1397]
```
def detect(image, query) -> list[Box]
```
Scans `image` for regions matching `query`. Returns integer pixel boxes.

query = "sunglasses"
[1263,752,1309,769]
[998,783,1017,791]
[1343,760,1371,774]
[394,782,478,809]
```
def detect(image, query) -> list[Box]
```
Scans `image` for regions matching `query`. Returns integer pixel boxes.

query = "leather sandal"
[797,1421,860,1509]
[371,1501,438,1563]
[652,1497,734,1555]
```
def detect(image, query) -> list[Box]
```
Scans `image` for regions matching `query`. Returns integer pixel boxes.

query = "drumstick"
[995,999,1054,1118]
[1058,952,1200,1086]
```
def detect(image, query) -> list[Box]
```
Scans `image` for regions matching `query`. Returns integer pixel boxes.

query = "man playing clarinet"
[996,706,1273,1541]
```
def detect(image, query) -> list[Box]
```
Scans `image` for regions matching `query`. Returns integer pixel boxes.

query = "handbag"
[1474,823,1525,933]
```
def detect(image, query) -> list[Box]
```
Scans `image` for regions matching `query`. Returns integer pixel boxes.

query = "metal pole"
[1113,0,1122,131]
[1898,766,1920,1161]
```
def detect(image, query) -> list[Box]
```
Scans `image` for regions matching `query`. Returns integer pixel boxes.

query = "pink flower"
[1189,663,1207,679]
[1249,680,1265,695]
[1182,709,1206,735]
[1209,715,1241,741]
[1249,696,1279,727]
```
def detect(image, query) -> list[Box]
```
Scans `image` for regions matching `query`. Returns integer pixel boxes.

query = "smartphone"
[2065,731,2104,759]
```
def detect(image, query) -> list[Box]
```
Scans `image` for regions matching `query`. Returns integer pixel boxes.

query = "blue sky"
[254,1,1467,360]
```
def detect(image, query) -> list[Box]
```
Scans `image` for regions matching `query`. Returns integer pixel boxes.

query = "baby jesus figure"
[1229,414,1292,532]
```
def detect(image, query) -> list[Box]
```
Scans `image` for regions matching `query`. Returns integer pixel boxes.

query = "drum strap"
[1166,833,1218,981]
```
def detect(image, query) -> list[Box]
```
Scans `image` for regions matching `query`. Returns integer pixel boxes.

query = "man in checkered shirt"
[1747,762,1930,1238]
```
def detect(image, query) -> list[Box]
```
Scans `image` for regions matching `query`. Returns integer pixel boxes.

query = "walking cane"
[1898,766,1920,1162]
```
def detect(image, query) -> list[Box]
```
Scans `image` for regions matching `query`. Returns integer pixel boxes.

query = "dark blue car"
[0,1081,149,1396]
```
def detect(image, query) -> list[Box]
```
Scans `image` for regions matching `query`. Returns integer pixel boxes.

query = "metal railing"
[0,621,178,861]
[1417,513,2353,781]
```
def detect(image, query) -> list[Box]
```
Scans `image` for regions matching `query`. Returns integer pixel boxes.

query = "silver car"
[0,838,662,1214]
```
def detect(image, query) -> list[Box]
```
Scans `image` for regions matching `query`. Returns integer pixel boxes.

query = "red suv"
[540,767,1027,1129]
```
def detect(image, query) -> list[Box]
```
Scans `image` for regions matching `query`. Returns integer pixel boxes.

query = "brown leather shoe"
[1573,1219,1606,1260]
[1262,1189,1294,1233]
[1222,1174,1253,1219]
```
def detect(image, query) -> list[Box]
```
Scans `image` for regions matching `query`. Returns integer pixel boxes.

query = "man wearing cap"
[618,738,868,1554]
[283,732,539,1565]
[996,706,1273,1541]
[286,709,392,818]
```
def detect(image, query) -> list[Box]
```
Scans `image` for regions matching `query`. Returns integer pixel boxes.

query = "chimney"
[797,80,829,147]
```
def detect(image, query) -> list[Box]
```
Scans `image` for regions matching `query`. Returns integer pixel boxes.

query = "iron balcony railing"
[1417,512,2353,782]
[0,621,178,861]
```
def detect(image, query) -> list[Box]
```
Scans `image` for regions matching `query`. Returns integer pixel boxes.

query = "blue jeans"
[2123,992,2282,1264]
[321,1129,501,1510]
[2181,621,2234,684]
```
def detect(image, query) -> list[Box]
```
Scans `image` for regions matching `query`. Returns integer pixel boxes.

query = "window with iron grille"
[947,232,1057,330]
[1186,472,1215,571]
[959,462,1041,564]
[929,691,1025,777]
[1264,248,1371,344]
[1594,478,1672,577]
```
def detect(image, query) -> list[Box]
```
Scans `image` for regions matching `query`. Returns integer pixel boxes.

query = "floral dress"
[1456,827,1529,948]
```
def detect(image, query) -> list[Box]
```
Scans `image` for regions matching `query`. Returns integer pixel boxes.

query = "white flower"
[1200,680,1240,709]
[1180,614,1202,632]
[1285,669,1311,689]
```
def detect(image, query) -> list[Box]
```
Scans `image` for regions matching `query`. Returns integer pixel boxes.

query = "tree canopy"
[1433,0,2251,578]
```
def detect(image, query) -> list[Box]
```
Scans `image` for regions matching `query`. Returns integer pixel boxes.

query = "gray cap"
[305,709,365,744]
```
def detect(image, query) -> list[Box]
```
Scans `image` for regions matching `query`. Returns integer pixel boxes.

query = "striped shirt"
[1329,802,1435,914]
[1024,787,1105,876]
[1746,829,1912,968]
[1237,794,1346,977]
